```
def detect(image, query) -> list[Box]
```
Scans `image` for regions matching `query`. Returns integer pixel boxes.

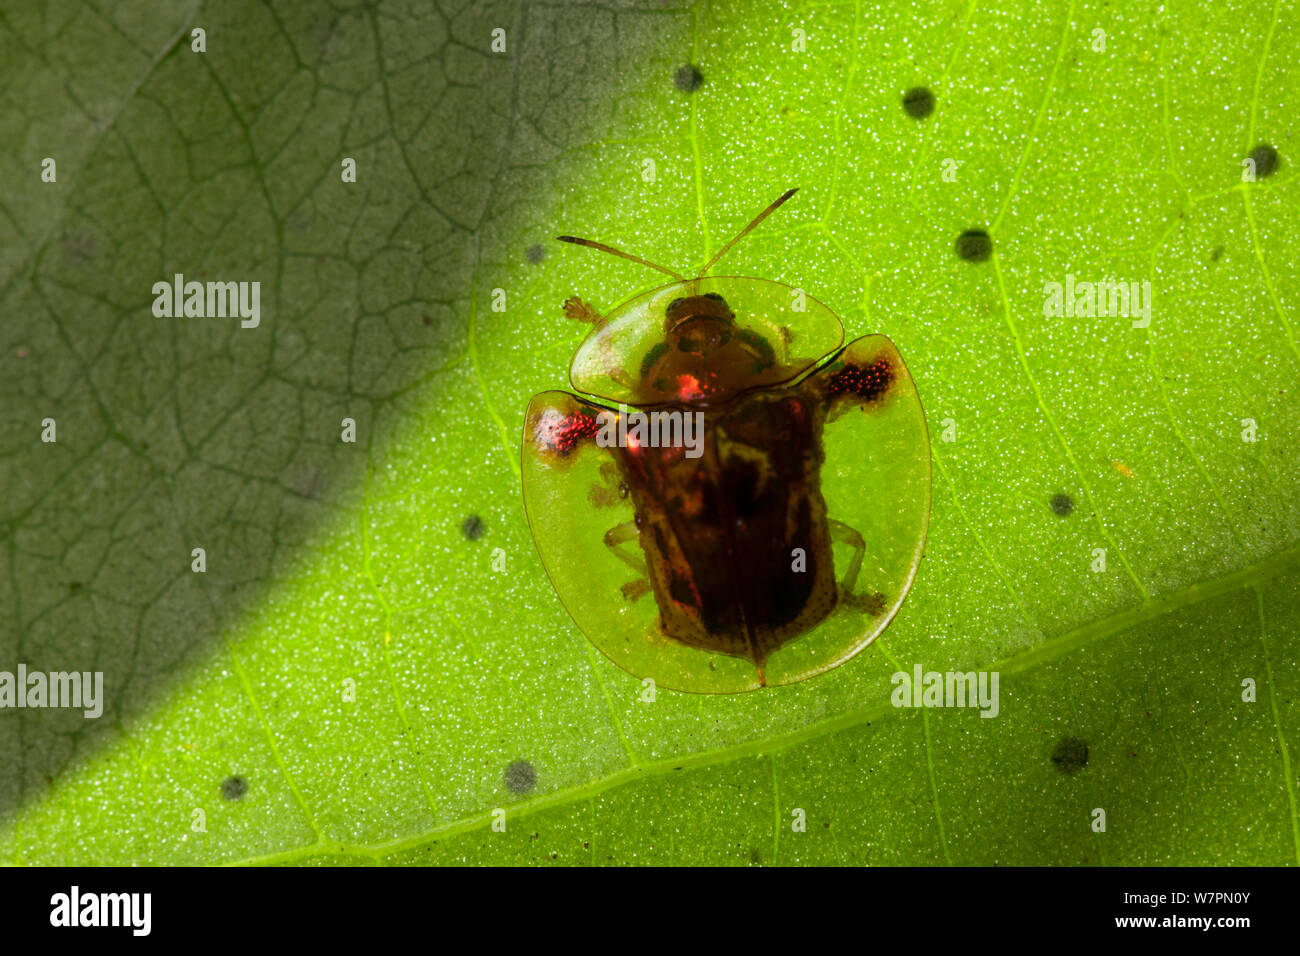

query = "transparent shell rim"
[524,332,933,694]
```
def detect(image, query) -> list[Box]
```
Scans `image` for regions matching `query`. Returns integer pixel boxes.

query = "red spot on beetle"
[828,357,894,402]
[534,408,600,457]
[677,373,705,400]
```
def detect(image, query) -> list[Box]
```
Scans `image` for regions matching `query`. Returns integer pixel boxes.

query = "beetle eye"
[704,292,726,303]
[666,297,685,315]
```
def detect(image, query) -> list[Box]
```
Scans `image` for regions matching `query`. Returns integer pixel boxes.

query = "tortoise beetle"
[522,189,930,693]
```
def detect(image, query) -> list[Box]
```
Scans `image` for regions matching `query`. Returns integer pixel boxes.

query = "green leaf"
[2,0,1297,865]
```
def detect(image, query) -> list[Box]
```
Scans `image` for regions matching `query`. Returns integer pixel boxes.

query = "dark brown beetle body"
[613,388,836,672]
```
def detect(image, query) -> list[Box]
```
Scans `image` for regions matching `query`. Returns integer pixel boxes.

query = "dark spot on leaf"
[462,514,485,540]
[1247,143,1279,179]
[1049,493,1075,517]
[1051,738,1089,774]
[289,465,324,500]
[674,64,704,92]
[902,86,935,119]
[749,847,762,865]
[286,206,314,232]
[61,231,96,266]
[68,581,82,591]
[525,243,546,263]
[1210,245,1224,262]
[221,775,248,800]
[505,760,536,794]
[955,229,992,263]
[422,314,433,326]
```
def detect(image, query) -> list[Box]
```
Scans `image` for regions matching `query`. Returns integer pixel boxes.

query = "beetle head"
[664,292,735,353]
[568,275,845,407]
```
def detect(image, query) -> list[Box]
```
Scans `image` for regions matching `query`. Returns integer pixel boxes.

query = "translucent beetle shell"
[523,190,931,693]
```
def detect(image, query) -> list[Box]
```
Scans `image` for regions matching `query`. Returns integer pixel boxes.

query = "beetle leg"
[828,518,886,615]
[562,296,602,324]
[588,461,630,508]
[620,578,652,602]
[588,483,619,507]
[561,297,636,386]
[604,520,652,603]
[603,520,649,575]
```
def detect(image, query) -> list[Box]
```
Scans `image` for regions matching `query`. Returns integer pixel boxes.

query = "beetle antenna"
[555,236,687,281]
[697,188,798,278]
